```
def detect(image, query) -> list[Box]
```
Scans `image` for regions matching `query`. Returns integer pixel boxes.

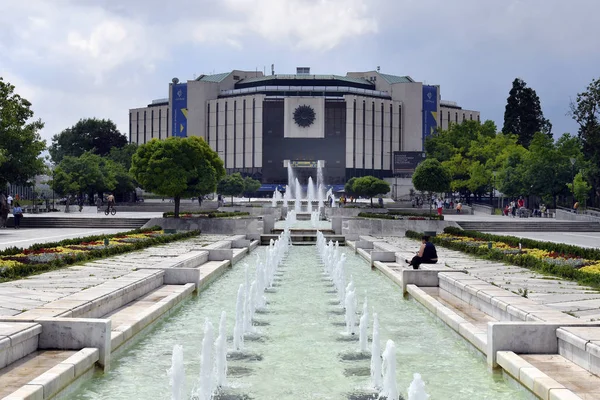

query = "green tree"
[51,152,117,198]
[131,137,224,217]
[243,176,261,202]
[351,176,390,206]
[0,77,46,188]
[49,118,127,163]
[107,143,138,171]
[344,177,358,197]
[570,77,600,206]
[502,78,552,147]
[567,171,592,207]
[412,159,451,214]
[218,173,245,205]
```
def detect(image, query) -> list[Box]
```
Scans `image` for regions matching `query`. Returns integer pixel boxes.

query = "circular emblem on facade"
[293,105,316,128]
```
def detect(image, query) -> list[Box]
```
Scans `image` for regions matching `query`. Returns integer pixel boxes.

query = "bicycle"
[104,205,117,216]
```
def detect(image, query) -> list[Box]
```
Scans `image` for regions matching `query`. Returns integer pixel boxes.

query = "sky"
[1,0,599,144]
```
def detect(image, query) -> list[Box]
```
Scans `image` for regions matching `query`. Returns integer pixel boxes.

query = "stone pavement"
[382,236,600,321]
[0,228,126,250]
[0,234,230,317]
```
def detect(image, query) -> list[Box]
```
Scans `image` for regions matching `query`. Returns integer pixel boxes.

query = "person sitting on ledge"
[406,235,438,270]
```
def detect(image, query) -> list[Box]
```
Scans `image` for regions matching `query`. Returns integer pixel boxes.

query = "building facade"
[129,68,479,185]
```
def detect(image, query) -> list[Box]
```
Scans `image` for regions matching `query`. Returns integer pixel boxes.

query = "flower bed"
[162,211,250,218]
[358,212,444,221]
[406,228,600,288]
[0,227,199,281]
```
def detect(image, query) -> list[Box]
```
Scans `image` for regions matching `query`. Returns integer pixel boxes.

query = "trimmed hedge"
[0,229,200,282]
[406,229,600,289]
[358,212,444,221]
[163,211,250,218]
[442,227,600,260]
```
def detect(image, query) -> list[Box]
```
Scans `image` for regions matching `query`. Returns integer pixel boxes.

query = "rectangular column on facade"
[345,97,355,169]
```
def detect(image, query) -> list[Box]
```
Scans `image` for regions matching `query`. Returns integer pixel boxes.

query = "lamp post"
[570,158,576,207]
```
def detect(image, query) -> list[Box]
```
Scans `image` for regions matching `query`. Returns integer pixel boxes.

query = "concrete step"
[6,217,150,229]
[272,228,335,235]
[458,221,600,232]
[260,234,345,246]
[0,323,42,370]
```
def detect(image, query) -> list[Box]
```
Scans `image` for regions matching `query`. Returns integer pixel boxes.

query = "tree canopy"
[51,152,118,197]
[49,118,127,163]
[570,77,600,205]
[412,158,451,195]
[502,78,552,147]
[243,176,261,200]
[350,176,390,206]
[218,173,245,204]
[0,77,46,188]
[131,137,225,217]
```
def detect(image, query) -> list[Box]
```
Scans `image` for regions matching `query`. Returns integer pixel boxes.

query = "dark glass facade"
[262,100,346,185]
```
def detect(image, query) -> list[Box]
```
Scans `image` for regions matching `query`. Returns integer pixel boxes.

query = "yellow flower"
[0,259,24,269]
[581,263,600,274]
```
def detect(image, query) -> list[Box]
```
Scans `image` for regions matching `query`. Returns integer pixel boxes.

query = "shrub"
[162,211,250,218]
[359,212,444,221]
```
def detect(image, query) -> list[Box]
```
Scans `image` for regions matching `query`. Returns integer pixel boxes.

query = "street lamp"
[570,158,576,207]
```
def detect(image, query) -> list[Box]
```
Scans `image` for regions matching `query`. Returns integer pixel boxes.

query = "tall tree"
[49,118,127,163]
[131,137,225,217]
[0,77,46,188]
[412,159,451,214]
[243,176,261,202]
[570,77,600,205]
[217,173,245,205]
[51,152,118,198]
[502,78,552,147]
[351,176,391,207]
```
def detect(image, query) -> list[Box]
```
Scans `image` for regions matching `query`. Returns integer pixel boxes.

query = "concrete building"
[129,68,479,186]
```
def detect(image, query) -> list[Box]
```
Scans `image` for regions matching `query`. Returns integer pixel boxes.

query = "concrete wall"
[440,106,480,130]
[341,218,459,237]
[129,104,170,144]
[143,217,264,238]
[556,209,600,222]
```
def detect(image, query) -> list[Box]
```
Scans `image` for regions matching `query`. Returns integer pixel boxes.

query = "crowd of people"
[411,196,463,216]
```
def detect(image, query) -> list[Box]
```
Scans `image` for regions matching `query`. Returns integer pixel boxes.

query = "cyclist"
[106,193,115,214]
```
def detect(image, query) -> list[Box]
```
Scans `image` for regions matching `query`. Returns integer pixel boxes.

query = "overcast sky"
[1,0,599,144]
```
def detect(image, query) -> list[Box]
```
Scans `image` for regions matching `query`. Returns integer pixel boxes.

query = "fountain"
[307,177,316,212]
[294,178,302,213]
[283,185,291,209]
[215,311,228,388]
[73,230,530,400]
[271,189,282,207]
[344,284,357,335]
[194,319,215,400]
[370,312,382,389]
[380,340,399,400]
[167,344,185,400]
[233,284,245,351]
[408,373,430,400]
[359,296,369,352]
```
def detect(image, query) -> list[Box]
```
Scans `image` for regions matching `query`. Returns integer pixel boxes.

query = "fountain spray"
[344,288,357,335]
[380,340,399,400]
[407,373,430,400]
[233,284,245,351]
[215,311,228,388]
[196,319,215,400]
[167,344,185,400]
[370,312,382,389]
[359,296,369,352]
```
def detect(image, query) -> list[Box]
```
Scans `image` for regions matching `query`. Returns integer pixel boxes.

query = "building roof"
[238,74,373,86]
[378,73,414,84]
[196,72,231,83]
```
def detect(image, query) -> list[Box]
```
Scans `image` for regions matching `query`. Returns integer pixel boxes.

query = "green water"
[71,246,529,399]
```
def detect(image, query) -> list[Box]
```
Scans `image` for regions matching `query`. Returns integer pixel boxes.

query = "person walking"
[406,235,438,270]
[436,198,444,216]
[7,194,13,207]
[12,202,23,229]
[106,193,115,213]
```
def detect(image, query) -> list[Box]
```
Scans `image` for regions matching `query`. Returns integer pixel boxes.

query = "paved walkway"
[0,228,126,250]
[0,234,230,317]
[382,236,600,321]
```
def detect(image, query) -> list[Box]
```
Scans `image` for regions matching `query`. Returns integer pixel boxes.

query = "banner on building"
[290,160,319,168]
[422,85,438,143]
[171,83,188,137]
[393,151,426,174]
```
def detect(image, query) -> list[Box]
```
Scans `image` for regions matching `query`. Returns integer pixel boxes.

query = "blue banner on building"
[422,85,438,145]
[171,83,188,137]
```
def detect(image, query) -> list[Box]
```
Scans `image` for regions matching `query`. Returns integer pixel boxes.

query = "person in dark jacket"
[406,235,438,270]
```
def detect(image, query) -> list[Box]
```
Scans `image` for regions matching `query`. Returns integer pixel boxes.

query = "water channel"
[71,244,529,399]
